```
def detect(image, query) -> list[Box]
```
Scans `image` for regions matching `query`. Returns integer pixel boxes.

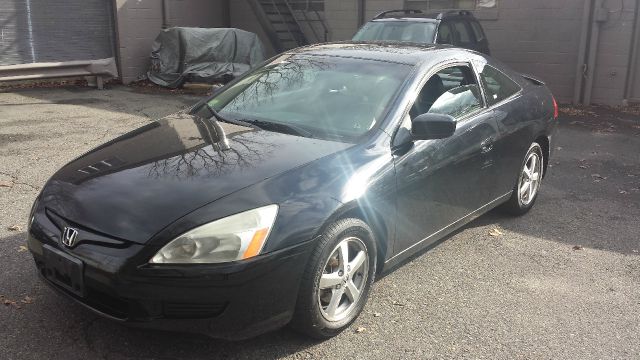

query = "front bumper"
[28,215,315,340]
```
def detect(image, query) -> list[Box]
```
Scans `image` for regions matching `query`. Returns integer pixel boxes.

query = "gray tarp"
[147,27,265,88]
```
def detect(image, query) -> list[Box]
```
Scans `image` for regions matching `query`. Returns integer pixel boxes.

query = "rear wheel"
[500,142,543,215]
[290,218,376,338]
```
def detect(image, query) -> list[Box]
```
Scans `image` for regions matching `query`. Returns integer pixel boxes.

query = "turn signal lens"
[552,96,559,119]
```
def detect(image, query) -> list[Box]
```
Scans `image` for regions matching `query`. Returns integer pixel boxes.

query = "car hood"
[41,112,351,243]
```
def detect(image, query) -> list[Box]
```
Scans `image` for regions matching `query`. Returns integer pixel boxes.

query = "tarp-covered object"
[147,27,265,88]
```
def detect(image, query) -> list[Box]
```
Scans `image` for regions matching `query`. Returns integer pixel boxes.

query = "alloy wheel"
[317,237,369,322]
[519,151,542,206]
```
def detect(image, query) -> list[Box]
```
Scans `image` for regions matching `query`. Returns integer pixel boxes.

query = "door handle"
[480,138,494,153]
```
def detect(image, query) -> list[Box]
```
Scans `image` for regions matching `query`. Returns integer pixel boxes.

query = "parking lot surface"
[1,86,639,359]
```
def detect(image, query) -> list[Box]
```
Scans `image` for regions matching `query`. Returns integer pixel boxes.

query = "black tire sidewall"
[292,218,377,338]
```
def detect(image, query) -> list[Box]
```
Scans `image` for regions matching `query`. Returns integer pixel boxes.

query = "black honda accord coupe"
[28,42,558,339]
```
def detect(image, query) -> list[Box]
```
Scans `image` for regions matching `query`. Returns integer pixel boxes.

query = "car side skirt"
[382,191,513,271]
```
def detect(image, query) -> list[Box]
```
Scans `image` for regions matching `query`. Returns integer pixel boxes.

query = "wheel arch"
[534,134,550,178]
[316,201,391,275]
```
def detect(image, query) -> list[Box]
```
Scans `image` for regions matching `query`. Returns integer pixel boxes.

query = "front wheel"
[500,142,544,215]
[290,218,377,339]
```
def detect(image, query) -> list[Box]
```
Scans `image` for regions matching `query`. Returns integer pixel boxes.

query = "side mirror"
[411,113,456,140]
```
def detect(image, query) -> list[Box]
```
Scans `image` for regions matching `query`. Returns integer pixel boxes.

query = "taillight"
[552,96,559,119]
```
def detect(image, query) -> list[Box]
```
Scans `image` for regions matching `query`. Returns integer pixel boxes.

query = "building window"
[404,0,496,10]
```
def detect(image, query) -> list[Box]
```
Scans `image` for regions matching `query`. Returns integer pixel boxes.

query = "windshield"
[353,21,437,43]
[207,55,411,142]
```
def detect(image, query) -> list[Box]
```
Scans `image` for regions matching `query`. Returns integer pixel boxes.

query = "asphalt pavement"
[0,86,638,359]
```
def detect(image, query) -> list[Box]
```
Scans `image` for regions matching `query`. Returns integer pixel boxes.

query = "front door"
[392,64,500,256]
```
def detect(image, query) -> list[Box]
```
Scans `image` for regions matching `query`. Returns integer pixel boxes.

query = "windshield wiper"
[205,103,252,127]
[240,119,314,138]
[204,104,314,138]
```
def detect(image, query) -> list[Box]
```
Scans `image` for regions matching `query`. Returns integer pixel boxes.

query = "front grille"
[44,209,130,248]
[162,302,227,319]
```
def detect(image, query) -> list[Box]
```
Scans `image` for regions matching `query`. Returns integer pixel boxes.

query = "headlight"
[150,205,278,264]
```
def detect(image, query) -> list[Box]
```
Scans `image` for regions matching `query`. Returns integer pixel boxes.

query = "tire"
[290,218,377,339]
[500,142,544,215]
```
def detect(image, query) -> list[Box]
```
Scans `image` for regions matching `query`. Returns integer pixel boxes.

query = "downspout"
[223,0,231,28]
[573,0,594,105]
[357,0,366,27]
[583,0,608,106]
[623,2,640,105]
[162,0,170,29]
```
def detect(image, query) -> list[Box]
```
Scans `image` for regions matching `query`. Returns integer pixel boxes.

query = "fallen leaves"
[17,245,28,253]
[355,327,366,333]
[591,174,607,182]
[488,228,504,237]
[0,295,34,309]
[373,312,381,317]
[7,225,22,232]
[572,245,583,251]
[0,180,13,188]
[560,106,597,117]
[391,300,405,307]
[7,225,22,231]
[578,159,589,169]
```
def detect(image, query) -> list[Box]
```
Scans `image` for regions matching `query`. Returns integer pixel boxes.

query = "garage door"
[0,0,116,66]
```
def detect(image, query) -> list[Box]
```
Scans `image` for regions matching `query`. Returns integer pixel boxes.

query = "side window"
[436,22,453,44]
[410,65,483,120]
[452,21,472,44]
[470,21,485,42]
[478,64,522,106]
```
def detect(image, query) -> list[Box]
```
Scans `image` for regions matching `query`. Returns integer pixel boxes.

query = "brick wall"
[115,0,638,105]
[115,0,227,84]
[229,0,277,57]
[590,0,637,105]
[324,0,359,40]
[364,0,404,22]
[476,0,586,103]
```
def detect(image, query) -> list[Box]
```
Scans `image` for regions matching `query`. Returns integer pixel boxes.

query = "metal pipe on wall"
[162,0,170,29]
[573,0,595,105]
[357,0,366,26]
[583,0,607,106]
[623,1,640,104]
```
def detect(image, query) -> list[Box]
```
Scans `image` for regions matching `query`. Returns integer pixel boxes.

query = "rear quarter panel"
[481,57,556,193]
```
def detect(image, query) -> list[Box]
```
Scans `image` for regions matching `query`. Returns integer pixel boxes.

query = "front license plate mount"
[43,244,85,297]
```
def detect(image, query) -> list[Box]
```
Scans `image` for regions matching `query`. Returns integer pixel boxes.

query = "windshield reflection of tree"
[223,57,334,113]
[147,117,274,179]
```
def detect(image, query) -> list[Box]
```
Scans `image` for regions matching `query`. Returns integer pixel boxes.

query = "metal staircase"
[248,0,328,52]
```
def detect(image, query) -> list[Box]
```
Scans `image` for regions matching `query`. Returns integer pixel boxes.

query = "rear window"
[470,21,485,41]
[452,21,472,43]
[478,64,522,106]
[436,22,453,44]
[353,21,437,43]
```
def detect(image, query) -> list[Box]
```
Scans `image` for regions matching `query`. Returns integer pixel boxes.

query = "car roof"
[287,42,481,66]
[370,9,476,22]
[369,17,439,23]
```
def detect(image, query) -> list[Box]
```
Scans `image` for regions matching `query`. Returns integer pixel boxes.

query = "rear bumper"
[29,230,315,340]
